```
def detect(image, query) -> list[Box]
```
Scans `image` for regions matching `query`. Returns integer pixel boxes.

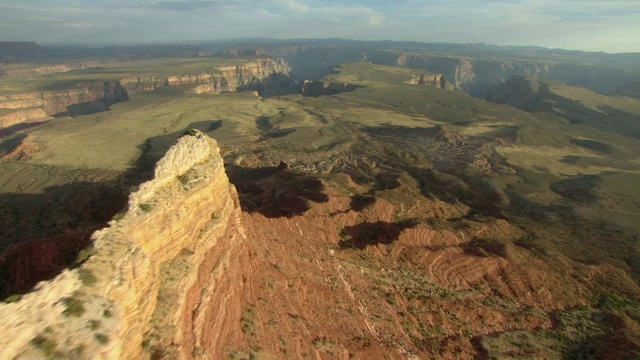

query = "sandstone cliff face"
[0,131,247,359]
[121,58,291,94]
[0,108,51,128]
[0,58,292,129]
[0,81,129,123]
[405,73,455,90]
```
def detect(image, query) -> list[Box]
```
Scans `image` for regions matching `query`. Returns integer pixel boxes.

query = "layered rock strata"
[369,51,632,96]
[0,131,247,359]
[0,58,292,128]
[405,73,455,89]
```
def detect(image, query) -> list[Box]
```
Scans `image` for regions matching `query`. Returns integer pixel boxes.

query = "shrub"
[62,297,86,317]
[94,333,109,345]
[78,268,97,286]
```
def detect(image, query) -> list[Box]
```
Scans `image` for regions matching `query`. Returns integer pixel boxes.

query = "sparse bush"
[75,247,95,266]
[31,334,61,358]
[139,203,153,212]
[3,294,22,303]
[87,320,101,330]
[178,173,190,186]
[94,333,109,345]
[112,210,127,221]
[62,297,86,317]
[78,268,97,286]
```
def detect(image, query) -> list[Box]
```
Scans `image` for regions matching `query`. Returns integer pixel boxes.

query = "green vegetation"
[87,319,101,330]
[61,297,86,317]
[240,304,256,336]
[31,335,63,359]
[3,294,22,303]
[77,268,97,286]
[75,247,95,266]
[93,333,109,345]
[139,203,153,212]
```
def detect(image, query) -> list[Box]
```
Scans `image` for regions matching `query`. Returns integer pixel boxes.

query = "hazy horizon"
[1,0,639,54]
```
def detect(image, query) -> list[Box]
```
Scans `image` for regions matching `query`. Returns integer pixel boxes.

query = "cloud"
[278,1,386,27]
[368,13,385,27]
[0,0,637,52]
[153,1,220,11]
[61,22,96,29]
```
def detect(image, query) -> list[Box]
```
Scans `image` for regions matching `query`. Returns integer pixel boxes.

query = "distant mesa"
[405,73,455,90]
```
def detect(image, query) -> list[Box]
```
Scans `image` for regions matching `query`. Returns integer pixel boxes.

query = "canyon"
[220,41,638,96]
[0,58,293,130]
[0,40,639,359]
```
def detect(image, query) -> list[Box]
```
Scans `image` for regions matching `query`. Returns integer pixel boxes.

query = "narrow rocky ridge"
[0,130,248,359]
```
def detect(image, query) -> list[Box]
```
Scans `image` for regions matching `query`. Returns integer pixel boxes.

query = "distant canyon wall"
[367,51,633,96]
[0,58,292,129]
[0,60,123,79]
[0,131,249,359]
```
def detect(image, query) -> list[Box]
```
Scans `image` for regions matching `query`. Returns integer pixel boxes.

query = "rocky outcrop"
[0,82,129,120]
[0,131,247,359]
[405,73,455,90]
[301,80,362,97]
[0,109,51,128]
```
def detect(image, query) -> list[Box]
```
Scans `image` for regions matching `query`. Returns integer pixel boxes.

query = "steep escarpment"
[0,81,129,119]
[405,73,455,89]
[369,50,633,96]
[485,75,640,139]
[0,60,124,79]
[0,58,294,129]
[121,58,292,95]
[0,131,248,359]
[301,79,363,97]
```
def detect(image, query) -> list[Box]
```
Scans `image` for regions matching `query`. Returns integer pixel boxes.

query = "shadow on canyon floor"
[338,220,418,249]
[0,180,129,299]
[0,121,50,138]
[226,162,329,218]
[0,122,220,300]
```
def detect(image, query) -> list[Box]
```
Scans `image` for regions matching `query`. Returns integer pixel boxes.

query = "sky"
[0,0,639,53]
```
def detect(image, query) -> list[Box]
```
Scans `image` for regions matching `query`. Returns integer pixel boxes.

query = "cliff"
[0,60,123,79]
[405,73,455,90]
[369,51,631,96]
[0,130,248,359]
[121,58,291,94]
[0,108,51,128]
[0,58,293,129]
[301,79,362,97]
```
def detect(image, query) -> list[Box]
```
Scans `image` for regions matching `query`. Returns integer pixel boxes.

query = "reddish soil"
[214,176,625,359]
